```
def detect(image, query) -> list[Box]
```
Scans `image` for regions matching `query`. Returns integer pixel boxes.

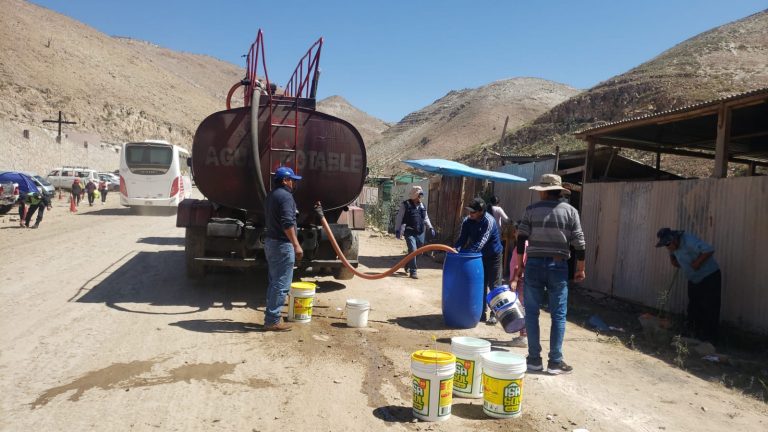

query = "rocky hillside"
[494,10,768,162]
[316,96,390,146]
[0,0,245,147]
[368,78,580,173]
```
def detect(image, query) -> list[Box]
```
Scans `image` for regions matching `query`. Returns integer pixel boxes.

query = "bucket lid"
[411,350,456,365]
[481,351,527,373]
[291,282,317,291]
[450,336,491,349]
[346,298,370,308]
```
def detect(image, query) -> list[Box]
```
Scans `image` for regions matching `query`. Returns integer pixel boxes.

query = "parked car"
[19,171,56,198]
[0,180,19,215]
[46,167,100,190]
[98,172,120,191]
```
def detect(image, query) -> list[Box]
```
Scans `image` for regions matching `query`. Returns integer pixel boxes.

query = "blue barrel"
[442,252,484,328]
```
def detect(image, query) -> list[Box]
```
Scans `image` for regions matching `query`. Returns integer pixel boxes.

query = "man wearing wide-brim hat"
[655,227,721,343]
[515,173,585,375]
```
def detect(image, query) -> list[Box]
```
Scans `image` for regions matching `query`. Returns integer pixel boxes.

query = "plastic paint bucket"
[486,286,525,333]
[451,336,491,398]
[481,351,526,418]
[287,282,316,323]
[345,299,370,327]
[411,350,456,422]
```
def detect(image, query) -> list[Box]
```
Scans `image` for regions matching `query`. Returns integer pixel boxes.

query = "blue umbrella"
[0,171,39,195]
[402,159,527,183]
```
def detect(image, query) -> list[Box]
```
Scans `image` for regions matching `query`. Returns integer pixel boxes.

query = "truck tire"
[333,231,359,280]
[0,205,12,215]
[185,226,206,279]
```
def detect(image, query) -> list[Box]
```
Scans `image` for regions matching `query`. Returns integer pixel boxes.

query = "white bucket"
[451,336,491,398]
[287,282,316,323]
[481,351,526,418]
[345,299,370,327]
[411,350,456,422]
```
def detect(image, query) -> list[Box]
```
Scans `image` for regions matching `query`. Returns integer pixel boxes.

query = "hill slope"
[0,0,244,146]
[495,10,768,160]
[316,96,390,146]
[368,78,580,173]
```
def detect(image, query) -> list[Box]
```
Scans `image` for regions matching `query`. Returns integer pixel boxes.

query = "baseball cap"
[655,228,682,247]
[465,197,485,213]
[274,166,302,181]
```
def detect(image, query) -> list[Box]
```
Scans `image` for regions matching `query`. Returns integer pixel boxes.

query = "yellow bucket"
[411,350,456,422]
[287,282,316,323]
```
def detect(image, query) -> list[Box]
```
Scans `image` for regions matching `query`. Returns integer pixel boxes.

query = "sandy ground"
[1,190,767,432]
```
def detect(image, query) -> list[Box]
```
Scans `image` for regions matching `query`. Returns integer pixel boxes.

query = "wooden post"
[713,103,731,178]
[554,145,561,171]
[748,161,756,176]
[42,111,77,143]
[582,138,596,185]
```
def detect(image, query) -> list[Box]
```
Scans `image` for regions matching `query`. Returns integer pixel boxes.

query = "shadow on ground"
[136,236,184,246]
[75,250,268,314]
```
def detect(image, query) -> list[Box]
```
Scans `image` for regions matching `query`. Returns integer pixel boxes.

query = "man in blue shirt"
[656,228,721,342]
[454,197,503,324]
[263,167,304,331]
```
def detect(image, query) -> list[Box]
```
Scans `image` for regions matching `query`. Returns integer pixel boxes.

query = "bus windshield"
[125,143,173,175]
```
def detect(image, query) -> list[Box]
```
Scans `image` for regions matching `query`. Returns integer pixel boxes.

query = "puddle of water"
[32,360,274,409]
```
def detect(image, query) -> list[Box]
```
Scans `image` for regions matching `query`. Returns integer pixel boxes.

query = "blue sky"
[31,1,767,123]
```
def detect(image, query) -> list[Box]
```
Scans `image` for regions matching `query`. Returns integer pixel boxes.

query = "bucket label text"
[453,358,475,392]
[292,296,313,320]
[412,375,430,416]
[438,378,453,417]
[482,374,523,416]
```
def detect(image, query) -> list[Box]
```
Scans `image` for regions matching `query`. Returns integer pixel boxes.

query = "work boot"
[264,321,292,332]
[32,222,40,229]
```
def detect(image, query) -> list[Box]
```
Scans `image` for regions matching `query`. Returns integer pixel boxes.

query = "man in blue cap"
[263,166,303,331]
[656,228,721,342]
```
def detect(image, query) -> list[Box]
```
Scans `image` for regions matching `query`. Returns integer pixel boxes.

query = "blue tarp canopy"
[0,171,38,194]
[403,159,527,183]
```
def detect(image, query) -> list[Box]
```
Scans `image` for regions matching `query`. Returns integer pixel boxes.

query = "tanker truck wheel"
[333,231,359,280]
[185,227,207,279]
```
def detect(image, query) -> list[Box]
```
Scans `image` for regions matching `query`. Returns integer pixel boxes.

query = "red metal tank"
[191,97,366,225]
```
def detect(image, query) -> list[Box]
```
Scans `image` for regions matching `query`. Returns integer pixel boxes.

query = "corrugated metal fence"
[582,176,768,332]
[493,161,554,222]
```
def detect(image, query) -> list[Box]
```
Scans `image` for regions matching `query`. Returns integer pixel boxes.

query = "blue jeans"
[523,257,569,363]
[264,238,295,326]
[404,231,424,274]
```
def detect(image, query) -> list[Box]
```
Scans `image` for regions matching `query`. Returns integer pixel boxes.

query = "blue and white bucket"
[486,286,525,333]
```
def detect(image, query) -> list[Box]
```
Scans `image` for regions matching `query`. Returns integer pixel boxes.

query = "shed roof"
[575,87,768,166]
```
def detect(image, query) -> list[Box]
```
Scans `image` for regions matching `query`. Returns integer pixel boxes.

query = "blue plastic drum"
[442,252,484,328]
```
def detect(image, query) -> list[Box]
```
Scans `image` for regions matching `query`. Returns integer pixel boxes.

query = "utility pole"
[42,111,77,199]
[43,111,77,143]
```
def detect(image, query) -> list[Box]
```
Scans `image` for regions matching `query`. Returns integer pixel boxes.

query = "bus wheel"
[185,227,206,279]
[333,232,359,280]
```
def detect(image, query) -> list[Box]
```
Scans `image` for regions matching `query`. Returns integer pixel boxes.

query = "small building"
[574,87,768,333]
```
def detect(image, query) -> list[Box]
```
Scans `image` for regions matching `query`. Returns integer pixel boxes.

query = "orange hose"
[319,213,457,280]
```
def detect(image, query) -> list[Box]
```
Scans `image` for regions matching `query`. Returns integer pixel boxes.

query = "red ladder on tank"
[240,31,323,190]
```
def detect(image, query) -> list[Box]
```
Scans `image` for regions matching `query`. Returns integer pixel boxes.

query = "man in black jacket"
[21,192,52,228]
[263,167,304,331]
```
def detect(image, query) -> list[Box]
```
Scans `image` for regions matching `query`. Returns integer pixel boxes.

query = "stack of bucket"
[410,337,527,421]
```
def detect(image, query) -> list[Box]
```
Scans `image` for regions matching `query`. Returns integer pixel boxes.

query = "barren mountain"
[368,78,580,173]
[492,9,768,169]
[316,96,390,147]
[0,0,244,147]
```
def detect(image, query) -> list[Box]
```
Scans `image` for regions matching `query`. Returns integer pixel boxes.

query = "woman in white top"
[488,196,509,228]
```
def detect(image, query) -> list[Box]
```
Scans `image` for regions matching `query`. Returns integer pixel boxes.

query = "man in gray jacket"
[515,174,585,375]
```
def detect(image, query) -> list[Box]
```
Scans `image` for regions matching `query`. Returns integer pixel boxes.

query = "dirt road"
[1,192,766,431]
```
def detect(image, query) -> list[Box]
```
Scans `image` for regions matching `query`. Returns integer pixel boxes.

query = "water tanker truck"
[176,31,365,280]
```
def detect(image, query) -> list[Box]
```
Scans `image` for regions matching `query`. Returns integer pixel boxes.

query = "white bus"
[119,140,192,208]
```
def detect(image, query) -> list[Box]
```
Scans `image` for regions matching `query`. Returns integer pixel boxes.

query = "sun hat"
[529,173,566,191]
[465,197,485,213]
